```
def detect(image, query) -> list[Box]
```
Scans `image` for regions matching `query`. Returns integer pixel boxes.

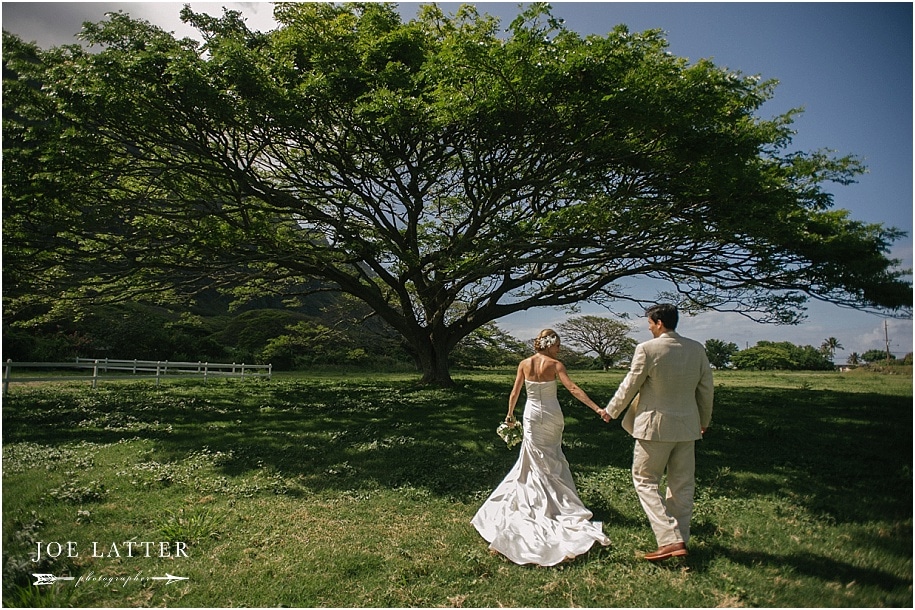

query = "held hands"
[592,405,611,423]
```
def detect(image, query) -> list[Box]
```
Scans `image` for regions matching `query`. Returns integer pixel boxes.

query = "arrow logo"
[32,573,75,586]
[33,572,189,586]
[149,573,189,585]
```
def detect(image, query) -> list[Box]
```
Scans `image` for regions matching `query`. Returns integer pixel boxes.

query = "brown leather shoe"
[643,542,687,561]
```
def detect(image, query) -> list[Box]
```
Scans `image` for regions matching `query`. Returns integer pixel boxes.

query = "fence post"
[156,361,162,387]
[4,359,11,396]
[133,359,138,374]
[240,363,246,379]
[268,364,272,380]
[203,362,209,384]
[92,359,99,389]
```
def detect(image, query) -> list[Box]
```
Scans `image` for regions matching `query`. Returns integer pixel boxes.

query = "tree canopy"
[732,341,834,371]
[3,2,910,385]
[704,338,740,370]
[860,349,894,364]
[820,336,843,361]
[556,315,636,369]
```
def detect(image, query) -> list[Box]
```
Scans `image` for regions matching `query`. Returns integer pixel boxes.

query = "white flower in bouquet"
[497,418,523,448]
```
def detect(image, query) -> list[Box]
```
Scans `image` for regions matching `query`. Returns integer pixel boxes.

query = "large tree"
[3,3,910,386]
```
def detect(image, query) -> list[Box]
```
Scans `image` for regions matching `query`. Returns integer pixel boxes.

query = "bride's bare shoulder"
[521,354,560,382]
[517,357,535,374]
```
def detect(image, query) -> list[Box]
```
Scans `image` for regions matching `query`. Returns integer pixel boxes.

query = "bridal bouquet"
[496,417,523,449]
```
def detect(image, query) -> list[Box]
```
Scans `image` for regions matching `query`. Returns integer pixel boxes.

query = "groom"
[602,304,714,561]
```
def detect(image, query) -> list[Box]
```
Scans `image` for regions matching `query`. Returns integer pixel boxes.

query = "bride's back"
[521,354,559,382]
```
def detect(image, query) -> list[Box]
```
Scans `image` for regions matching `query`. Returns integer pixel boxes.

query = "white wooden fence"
[3,358,272,395]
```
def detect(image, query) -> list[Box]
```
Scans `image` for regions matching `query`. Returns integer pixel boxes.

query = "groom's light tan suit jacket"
[607,331,714,441]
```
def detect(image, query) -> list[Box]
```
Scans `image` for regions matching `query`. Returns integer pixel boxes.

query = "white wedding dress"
[471,380,610,566]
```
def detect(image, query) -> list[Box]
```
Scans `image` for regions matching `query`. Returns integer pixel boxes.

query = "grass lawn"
[2,368,911,607]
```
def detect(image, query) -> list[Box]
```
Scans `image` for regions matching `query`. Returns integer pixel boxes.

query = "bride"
[471,329,611,566]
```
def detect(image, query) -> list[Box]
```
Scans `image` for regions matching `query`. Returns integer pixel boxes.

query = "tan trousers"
[632,439,695,547]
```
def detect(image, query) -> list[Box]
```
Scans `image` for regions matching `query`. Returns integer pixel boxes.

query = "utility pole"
[884,320,891,363]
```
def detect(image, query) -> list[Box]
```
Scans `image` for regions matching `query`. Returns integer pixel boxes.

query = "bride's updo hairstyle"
[534,329,560,352]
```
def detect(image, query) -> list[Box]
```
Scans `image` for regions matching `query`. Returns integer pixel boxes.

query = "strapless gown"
[471,380,610,566]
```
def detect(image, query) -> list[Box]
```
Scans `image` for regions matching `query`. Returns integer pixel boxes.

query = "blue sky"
[3,2,912,359]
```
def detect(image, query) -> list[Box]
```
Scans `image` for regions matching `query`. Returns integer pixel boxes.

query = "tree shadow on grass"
[696,385,912,525]
[2,377,912,522]
[688,542,912,594]
[2,378,525,501]
[4,375,910,610]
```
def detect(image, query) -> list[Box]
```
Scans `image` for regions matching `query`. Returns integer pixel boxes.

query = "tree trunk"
[412,336,455,388]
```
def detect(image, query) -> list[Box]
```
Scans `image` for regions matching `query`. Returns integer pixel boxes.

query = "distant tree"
[792,343,836,370]
[820,337,844,361]
[3,3,910,386]
[556,315,636,370]
[861,349,895,364]
[732,345,795,371]
[846,352,861,365]
[732,341,833,370]
[704,338,739,369]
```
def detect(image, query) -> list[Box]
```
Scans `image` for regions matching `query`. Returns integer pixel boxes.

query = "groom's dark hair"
[646,304,679,330]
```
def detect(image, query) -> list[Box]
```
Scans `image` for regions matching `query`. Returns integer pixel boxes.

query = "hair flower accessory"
[538,335,557,349]
[497,417,523,448]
